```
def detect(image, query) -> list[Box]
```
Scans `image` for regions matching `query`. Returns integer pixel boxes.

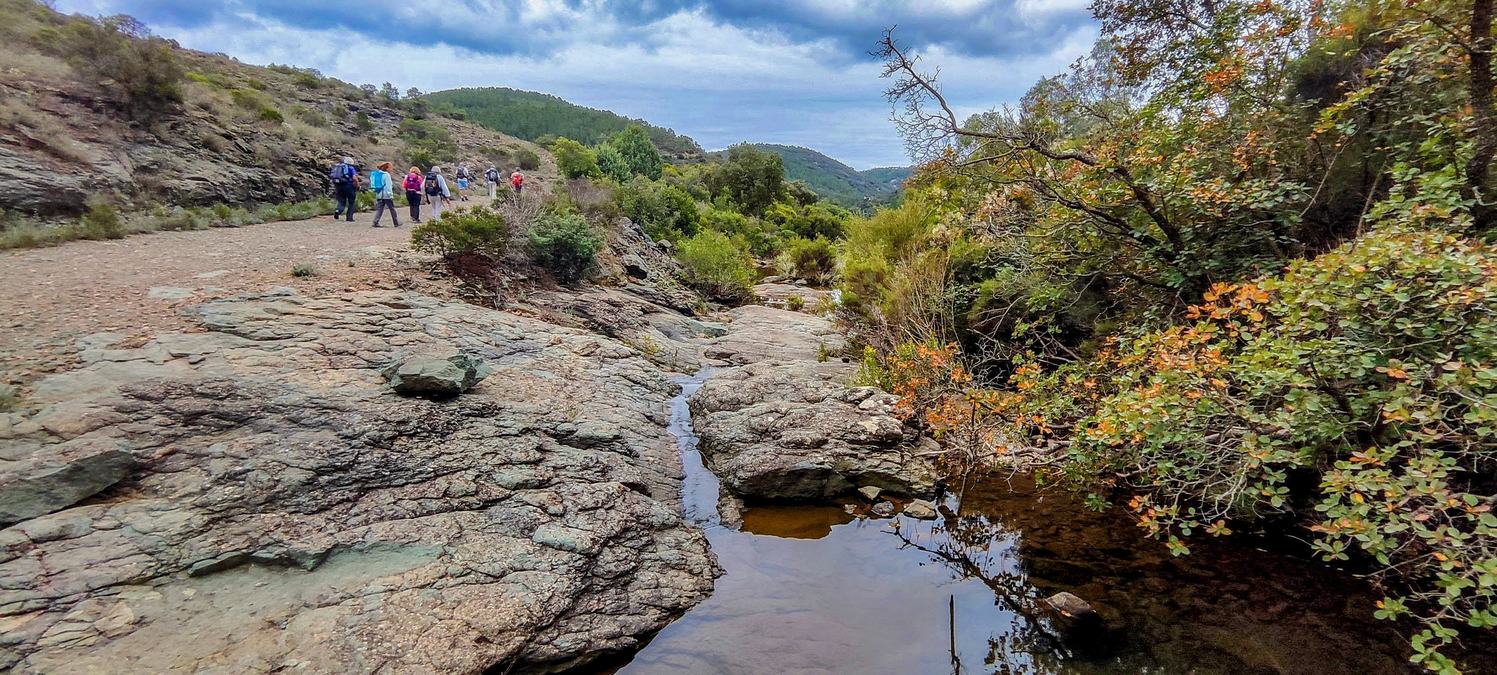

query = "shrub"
[1034,227,1497,668]
[550,137,599,179]
[354,111,373,133]
[564,178,620,223]
[257,106,283,123]
[766,200,848,240]
[38,16,184,120]
[783,236,837,283]
[290,262,317,277]
[515,148,541,171]
[609,125,664,179]
[596,144,631,183]
[786,295,806,311]
[411,205,509,258]
[79,199,125,240]
[615,177,699,241]
[527,211,603,283]
[700,206,779,257]
[677,230,756,301]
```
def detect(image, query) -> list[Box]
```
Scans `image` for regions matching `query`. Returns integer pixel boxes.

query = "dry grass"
[0,96,93,163]
[0,49,72,82]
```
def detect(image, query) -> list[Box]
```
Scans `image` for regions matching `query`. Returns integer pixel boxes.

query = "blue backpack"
[329,163,353,185]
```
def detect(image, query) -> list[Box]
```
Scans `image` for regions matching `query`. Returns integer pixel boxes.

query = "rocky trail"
[0,215,936,673]
[0,214,416,383]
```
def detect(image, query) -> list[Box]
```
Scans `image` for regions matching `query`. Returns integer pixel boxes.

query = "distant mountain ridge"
[426,87,702,157]
[716,144,911,209]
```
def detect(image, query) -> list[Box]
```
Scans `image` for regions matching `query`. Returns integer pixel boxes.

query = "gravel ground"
[0,213,429,384]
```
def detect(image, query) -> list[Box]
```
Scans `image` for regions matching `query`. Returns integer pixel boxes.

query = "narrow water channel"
[607,370,1470,674]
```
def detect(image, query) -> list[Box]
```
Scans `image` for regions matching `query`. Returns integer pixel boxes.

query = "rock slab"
[0,289,719,674]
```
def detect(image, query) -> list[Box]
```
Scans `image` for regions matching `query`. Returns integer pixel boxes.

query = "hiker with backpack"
[403,166,424,223]
[329,156,359,221]
[484,166,500,199]
[455,164,471,202]
[424,166,451,219]
[369,161,402,228]
[510,168,525,196]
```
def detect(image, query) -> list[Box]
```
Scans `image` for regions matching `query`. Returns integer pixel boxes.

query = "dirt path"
[0,213,430,384]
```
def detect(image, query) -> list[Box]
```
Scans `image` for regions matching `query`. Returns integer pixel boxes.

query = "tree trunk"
[1468,0,1496,230]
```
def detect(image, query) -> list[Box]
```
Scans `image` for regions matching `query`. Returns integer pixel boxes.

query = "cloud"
[50,0,1096,168]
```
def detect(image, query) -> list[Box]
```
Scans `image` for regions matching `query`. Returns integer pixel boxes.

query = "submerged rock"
[1044,591,1098,620]
[902,499,938,520]
[383,353,492,398]
[871,501,896,517]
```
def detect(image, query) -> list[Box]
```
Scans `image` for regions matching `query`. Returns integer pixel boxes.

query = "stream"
[602,369,1474,674]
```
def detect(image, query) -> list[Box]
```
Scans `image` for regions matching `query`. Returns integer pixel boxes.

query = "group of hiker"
[328,158,526,227]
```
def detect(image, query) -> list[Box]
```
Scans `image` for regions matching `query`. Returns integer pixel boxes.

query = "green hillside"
[717,144,908,208]
[425,87,701,157]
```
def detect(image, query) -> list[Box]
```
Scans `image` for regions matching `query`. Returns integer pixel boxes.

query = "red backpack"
[402,173,422,191]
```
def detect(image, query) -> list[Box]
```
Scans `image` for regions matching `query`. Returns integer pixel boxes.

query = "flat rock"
[0,289,719,674]
[0,446,136,526]
[691,306,936,501]
[858,486,883,501]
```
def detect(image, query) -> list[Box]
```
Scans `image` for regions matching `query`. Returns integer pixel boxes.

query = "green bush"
[550,137,599,179]
[783,236,837,282]
[290,262,317,277]
[1045,227,1497,666]
[515,148,542,171]
[411,205,509,258]
[38,16,184,120]
[596,143,631,183]
[700,206,779,257]
[765,200,848,240]
[257,106,283,123]
[527,211,603,283]
[616,177,699,241]
[677,230,757,301]
[79,199,125,240]
[609,125,664,179]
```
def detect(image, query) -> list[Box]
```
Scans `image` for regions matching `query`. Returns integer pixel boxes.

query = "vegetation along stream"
[600,370,1495,674]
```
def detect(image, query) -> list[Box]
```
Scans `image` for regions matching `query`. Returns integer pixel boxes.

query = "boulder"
[871,501,896,517]
[857,486,883,501]
[383,354,492,398]
[902,499,938,520]
[0,447,136,526]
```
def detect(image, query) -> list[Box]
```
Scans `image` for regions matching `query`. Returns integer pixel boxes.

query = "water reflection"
[611,373,1439,674]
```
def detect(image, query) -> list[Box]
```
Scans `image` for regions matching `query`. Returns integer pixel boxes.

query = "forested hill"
[716,144,909,208]
[425,87,701,157]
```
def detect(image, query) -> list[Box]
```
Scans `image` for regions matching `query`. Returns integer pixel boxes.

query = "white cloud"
[51,0,1097,168]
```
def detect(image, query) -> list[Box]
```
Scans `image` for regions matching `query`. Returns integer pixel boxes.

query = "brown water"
[606,370,1476,674]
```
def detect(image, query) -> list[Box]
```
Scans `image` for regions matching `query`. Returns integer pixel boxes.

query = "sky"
[53,1,1098,169]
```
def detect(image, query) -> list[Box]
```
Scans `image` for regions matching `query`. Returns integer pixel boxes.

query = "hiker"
[425,165,451,219]
[329,156,358,221]
[484,166,500,198]
[455,164,471,202]
[403,166,424,223]
[510,168,525,196]
[369,161,402,228]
